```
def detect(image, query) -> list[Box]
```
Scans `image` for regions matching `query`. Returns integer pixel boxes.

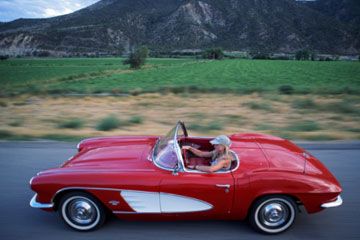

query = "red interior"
[179,136,214,167]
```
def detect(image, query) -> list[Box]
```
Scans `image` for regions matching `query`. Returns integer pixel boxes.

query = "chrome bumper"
[29,194,54,209]
[321,195,343,208]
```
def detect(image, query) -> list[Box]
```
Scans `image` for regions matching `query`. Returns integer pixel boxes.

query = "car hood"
[58,136,158,171]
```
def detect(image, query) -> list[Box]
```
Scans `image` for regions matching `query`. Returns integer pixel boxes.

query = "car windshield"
[153,122,184,170]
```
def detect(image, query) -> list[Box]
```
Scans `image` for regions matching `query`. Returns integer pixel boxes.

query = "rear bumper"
[29,194,54,209]
[321,195,343,208]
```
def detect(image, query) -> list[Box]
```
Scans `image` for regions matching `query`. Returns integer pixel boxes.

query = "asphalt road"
[0,141,359,240]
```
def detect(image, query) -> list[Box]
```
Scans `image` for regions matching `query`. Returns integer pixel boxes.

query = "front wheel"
[58,192,106,231]
[249,195,297,234]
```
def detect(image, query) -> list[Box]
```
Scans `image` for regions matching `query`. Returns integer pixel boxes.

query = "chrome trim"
[30,194,54,209]
[50,187,126,203]
[321,195,343,208]
[148,137,160,162]
[259,202,289,228]
[61,196,101,230]
[113,211,156,214]
[29,176,34,185]
[43,169,155,173]
[216,184,230,188]
[38,187,130,211]
[254,197,296,234]
[108,200,120,206]
[76,140,83,150]
[65,197,97,224]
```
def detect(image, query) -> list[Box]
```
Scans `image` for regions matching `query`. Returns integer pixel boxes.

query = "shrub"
[123,46,149,69]
[0,130,13,138]
[58,118,84,129]
[272,55,291,60]
[202,48,224,60]
[321,101,359,115]
[9,119,23,127]
[0,100,8,107]
[279,85,294,95]
[129,88,143,96]
[243,101,273,111]
[129,116,143,124]
[0,55,9,61]
[311,52,317,61]
[25,84,45,94]
[291,98,317,109]
[295,50,311,60]
[96,115,120,131]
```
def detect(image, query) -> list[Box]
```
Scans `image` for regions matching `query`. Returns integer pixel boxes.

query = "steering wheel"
[177,138,182,148]
[182,147,189,165]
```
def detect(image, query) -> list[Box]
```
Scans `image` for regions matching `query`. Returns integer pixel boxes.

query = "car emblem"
[108,200,120,206]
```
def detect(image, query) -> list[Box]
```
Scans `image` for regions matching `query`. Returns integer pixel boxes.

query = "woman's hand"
[182,145,192,150]
[187,165,196,169]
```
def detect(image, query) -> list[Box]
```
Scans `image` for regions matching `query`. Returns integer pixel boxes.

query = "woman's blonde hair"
[214,144,230,159]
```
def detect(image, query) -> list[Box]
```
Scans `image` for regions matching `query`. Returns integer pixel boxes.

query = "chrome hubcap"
[260,202,288,227]
[67,199,96,225]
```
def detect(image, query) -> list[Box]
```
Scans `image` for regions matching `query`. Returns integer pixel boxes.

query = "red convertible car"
[29,121,342,234]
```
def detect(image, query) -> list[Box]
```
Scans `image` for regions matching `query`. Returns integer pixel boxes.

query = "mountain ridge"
[0,0,359,56]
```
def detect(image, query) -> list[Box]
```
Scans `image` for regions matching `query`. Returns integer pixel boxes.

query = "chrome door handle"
[216,184,230,188]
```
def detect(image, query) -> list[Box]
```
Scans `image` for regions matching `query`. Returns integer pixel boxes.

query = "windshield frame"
[152,121,186,171]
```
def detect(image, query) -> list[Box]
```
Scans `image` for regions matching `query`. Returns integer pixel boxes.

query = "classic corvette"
[29,121,342,234]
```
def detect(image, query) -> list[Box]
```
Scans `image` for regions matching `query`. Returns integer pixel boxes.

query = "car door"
[159,170,235,217]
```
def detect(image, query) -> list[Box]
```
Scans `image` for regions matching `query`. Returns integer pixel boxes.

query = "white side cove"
[120,190,213,213]
[160,192,213,213]
[120,190,161,213]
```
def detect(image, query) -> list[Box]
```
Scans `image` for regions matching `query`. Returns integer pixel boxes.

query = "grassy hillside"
[0,58,359,95]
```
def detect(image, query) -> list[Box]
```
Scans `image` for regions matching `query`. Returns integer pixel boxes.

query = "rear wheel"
[58,192,106,231]
[249,195,297,234]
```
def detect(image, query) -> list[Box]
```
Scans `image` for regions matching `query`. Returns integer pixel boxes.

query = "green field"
[1,57,359,95]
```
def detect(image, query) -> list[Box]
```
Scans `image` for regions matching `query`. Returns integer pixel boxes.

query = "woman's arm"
[182,146,213,158]
[195,157,231,173]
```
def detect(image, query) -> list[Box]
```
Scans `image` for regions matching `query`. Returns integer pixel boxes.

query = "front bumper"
[321,195,343,208]
[29,194,54,209]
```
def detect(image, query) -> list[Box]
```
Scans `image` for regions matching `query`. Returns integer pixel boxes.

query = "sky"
[0,0,101,22]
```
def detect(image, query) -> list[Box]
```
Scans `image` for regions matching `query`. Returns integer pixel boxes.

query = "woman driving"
[182,135,233,173]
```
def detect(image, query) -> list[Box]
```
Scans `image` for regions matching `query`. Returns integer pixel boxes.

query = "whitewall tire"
[249,195,297,234]
[59,192,106,231]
